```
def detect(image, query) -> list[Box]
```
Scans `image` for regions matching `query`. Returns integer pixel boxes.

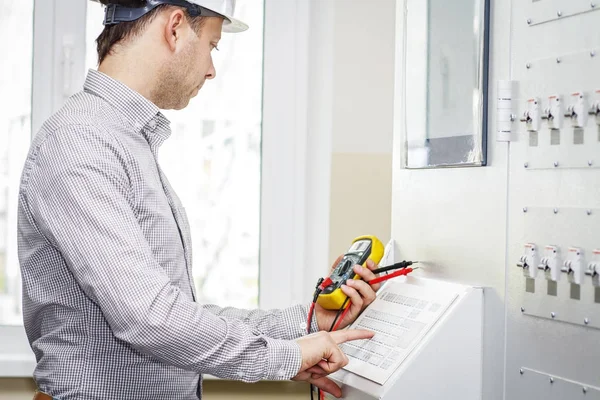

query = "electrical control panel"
[507,1,600,398]
[392,1,600,399]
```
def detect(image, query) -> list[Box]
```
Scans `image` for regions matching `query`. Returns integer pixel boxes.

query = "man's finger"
[346,279,377,304]
[353,264,377,281]
[310,376,342,398]
[341,284,363,311]
[366,259,377,270]
[330,329,374,345]
[353,263,381,291]
[306,366,328,376]
[317,348,347,374]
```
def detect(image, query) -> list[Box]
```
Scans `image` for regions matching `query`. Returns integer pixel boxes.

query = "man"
[17,1,381,399]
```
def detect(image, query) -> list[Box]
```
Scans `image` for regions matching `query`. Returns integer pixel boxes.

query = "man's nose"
[206,60,216,80]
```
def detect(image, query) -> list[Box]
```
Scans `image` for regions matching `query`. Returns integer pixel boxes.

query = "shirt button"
[237,372,244,378]
[277,370,286,377]
[299,322,307,331]
[148,119,157,130]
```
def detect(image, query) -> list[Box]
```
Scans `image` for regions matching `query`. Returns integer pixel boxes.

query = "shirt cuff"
[263,338,302,381]
[277,304,320,339]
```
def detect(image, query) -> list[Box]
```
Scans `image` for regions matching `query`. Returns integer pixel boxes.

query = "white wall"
[391,0,510,399]
[327,0,396,263]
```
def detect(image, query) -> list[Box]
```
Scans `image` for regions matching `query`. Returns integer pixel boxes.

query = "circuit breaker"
[562,247,584,285]
[564,91,588,128]
[520,97,541,132]
[585,249,600,286]
[517,243,539,279]
[538,245,560,282]
[590,90,600,125]
[542,95,563,130]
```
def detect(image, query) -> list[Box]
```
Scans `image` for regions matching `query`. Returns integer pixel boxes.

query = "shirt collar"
[83,69,171,150]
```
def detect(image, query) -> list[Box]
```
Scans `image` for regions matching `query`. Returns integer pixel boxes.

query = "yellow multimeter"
[317,235,385,310]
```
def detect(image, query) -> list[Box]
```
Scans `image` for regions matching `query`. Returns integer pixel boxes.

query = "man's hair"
[96,0,206,64]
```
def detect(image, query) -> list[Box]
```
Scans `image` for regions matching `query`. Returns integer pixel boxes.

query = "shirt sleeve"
[24,125,302,382]
[201,303,320,340]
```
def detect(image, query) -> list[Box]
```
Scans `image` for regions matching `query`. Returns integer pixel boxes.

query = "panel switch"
[521,97,541,132]
[539,245,561,281]
[585,249,600,286]
[562,247,584,285]
[564,92,588,128]
[517,243,539,278]
[542,95,563,130]
[589,89,600,126]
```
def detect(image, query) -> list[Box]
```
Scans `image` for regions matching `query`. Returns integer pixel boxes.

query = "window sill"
[0,353,36,378]
[0,357,249,381]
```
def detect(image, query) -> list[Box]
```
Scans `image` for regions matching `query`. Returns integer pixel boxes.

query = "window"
[0,0,34,326]
[85,1,264,308]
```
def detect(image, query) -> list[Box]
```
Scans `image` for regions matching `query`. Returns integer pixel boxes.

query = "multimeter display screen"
[348,240,369,253]
[322,239,372,294]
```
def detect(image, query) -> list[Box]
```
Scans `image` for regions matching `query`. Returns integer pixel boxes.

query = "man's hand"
[315,257,381,331]
[293,329,374,398]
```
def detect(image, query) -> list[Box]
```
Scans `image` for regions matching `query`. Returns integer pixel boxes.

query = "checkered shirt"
[17,69,314,400]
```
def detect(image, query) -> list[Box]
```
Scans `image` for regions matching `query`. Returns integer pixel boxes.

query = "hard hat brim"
[221,14,249,33]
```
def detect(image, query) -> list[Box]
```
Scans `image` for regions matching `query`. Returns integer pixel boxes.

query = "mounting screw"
[589,160,594,166]
[551,312,556,319]
[550,377,555,384]
[592,51,597,57]
[557,11,562,17]
[526,63,531,69]
[527,18,532,24]
[521,307,525,313]
[584,318,590,325]
[523,207,528,213]
[556,57,562,63]
[592,2,596,8]
[524,162,529,168]
[510,113,517,121]
[583,387,588,394]
[554,208,559,214]
[588,210,593,216]
[554,161,559,167]
[520,368,524,375]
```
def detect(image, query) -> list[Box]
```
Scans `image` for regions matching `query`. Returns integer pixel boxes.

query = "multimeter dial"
[321,239,372,294]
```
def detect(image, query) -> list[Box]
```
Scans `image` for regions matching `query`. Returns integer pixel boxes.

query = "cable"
[367,267,417,286]
[307,302,316,334]
[332,304,352,332]
[308,276,333,400]
[371,260,418,275]
[328,297,350,332]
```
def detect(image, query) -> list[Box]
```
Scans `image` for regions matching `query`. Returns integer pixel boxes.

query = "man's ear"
[163,8,187,51]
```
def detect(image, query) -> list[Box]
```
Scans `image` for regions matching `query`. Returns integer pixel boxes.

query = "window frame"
[0,0,314,377]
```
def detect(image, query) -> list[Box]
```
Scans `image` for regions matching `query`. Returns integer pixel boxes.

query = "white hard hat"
[188,0,248,33]
[98,0,248,33]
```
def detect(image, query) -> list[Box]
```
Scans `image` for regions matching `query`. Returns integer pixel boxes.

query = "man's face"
[156,16,223,110]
